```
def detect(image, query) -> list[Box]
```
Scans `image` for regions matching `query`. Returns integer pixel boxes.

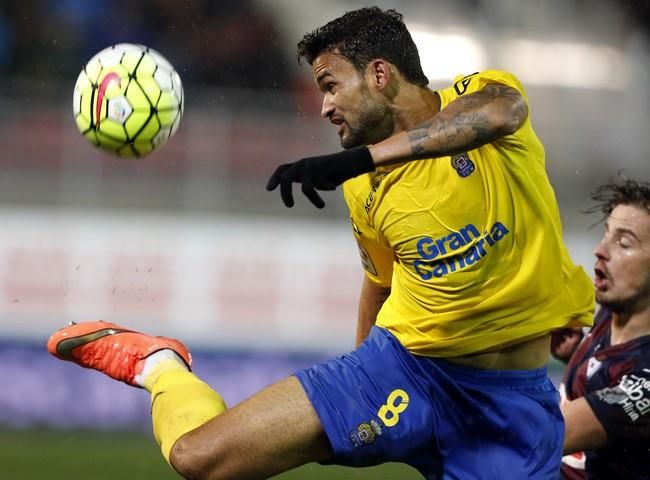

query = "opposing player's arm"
[561,397,608,454]
[370,83,528,167]
[356,276,391,346]
[564,367,650,454]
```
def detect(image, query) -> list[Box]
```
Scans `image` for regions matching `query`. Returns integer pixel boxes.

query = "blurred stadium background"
[0,0,648,478]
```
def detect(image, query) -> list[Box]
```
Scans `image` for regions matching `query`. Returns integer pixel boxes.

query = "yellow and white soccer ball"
[73,43,184,157]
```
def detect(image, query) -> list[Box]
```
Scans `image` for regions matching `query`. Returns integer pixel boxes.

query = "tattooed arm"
[266,82,529,208]
[370,83,529,167]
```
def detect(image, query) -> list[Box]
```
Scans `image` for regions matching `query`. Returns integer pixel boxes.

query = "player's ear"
[367,59,391,92]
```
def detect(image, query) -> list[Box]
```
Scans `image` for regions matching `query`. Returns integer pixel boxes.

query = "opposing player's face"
[312,52,391,148]
[593,204,650,313]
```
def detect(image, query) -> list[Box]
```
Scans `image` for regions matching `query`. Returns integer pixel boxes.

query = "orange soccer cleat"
[47,320,192,387]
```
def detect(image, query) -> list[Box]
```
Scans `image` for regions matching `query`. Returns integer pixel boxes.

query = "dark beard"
[598,298,635,315]
[341,93,392,149]
[597,287,650,315]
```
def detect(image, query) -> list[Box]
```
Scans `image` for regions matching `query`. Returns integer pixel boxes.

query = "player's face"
[312,52,391,148]
[593,204,650,313]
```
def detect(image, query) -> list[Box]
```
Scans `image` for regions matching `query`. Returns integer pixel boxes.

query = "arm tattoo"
[407,83,528,157]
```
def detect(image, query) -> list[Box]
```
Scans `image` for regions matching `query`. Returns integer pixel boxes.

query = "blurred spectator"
[620,0,650,37]
[148,0,290,89]
[0,0,290,90]
[0,5,13,71]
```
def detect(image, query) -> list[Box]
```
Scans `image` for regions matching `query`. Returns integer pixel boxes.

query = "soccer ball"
[72,43,184,157]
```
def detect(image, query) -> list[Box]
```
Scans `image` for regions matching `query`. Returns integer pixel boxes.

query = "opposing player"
[49,7,594,479]
[552,178,650,479]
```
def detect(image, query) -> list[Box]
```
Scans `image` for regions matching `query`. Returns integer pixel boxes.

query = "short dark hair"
[589,176,650,218]
[297,7,429,86]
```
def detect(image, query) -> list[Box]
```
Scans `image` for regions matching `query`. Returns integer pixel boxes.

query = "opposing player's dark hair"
[588,174,650,219]
[297,6,429,86]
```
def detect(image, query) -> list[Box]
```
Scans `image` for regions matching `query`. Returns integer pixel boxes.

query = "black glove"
[266,146,375,208]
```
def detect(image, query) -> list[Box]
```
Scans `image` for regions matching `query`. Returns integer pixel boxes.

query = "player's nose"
[321,94,335,119]
[593,237,609,260]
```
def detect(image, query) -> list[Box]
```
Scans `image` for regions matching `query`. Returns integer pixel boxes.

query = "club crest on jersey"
[451,153,475,177]
[586,357,602,379]
[349,419,383,448]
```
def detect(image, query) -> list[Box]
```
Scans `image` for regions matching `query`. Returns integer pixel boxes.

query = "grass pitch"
[0,428,421,479]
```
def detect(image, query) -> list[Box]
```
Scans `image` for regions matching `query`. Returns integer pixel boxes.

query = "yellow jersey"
[343,70,594,357]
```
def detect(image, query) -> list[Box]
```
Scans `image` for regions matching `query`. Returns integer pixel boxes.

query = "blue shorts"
[295,326,563,479]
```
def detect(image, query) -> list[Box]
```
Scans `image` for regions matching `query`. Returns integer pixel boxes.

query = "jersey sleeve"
[350,216,393,288]
[440,70,533,154]
[585,366,650,443]
[471,70,526,96]
[446,70,528,99]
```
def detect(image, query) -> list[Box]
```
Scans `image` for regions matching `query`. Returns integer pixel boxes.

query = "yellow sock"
[145,361,228,463]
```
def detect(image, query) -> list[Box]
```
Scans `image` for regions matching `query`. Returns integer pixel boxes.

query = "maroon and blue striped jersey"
[560,308,650,479]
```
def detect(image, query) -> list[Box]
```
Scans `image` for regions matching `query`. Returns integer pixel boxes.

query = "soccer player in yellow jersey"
[48,7,594,479]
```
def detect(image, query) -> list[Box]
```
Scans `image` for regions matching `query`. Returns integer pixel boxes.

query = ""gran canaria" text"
[413,222,510,279]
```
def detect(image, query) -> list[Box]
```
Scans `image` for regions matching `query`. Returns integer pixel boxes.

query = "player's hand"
[550,327,584,364]
[266,146,375,208]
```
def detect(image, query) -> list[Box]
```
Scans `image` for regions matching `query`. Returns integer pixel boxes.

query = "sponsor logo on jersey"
[618,373,650,421]
[365,174,386,213]
[451,152,475,177]
[595,372,650,422]
[413,221,510,280]
[349,419,383,448]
